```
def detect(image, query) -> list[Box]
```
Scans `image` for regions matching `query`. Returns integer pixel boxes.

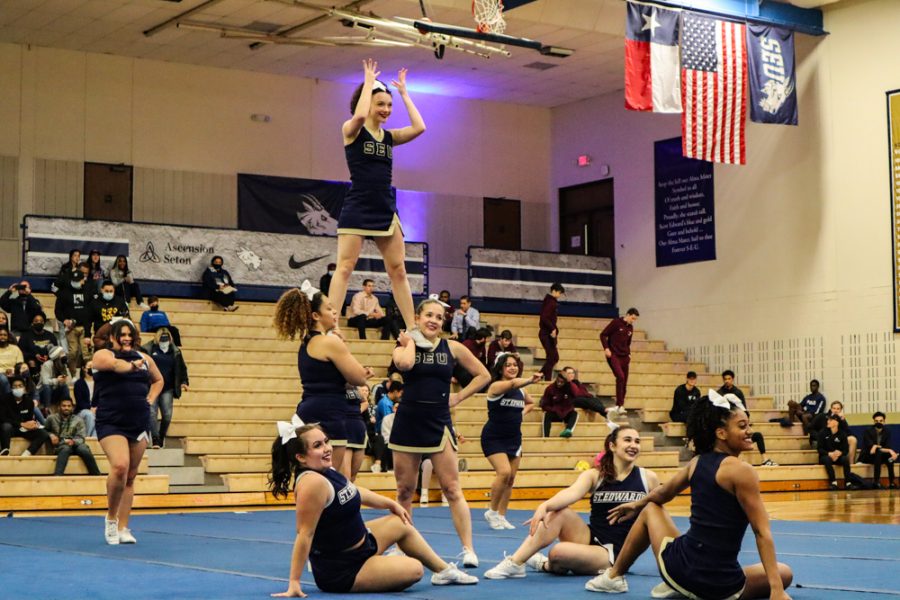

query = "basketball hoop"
[472,0,506,34]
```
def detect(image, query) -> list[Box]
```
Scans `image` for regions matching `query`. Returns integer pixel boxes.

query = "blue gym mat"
[0,507,897,599]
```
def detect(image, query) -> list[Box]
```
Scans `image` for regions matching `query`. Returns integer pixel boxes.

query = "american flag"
[681,13,747,164]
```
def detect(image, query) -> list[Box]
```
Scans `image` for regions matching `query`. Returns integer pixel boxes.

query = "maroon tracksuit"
[539,294,559,381]
[600,317,633,407]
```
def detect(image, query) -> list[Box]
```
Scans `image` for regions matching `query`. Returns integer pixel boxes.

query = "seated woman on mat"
[586,390,793,599]
[270,421,477,598]
[484,422,659,579]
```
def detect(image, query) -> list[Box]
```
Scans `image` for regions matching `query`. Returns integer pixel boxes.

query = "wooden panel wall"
[33,158,83,219]
[133,168,237,228]
[0,155,17,240]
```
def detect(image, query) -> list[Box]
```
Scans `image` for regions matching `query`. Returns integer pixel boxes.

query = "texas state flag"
[624,2,682,113]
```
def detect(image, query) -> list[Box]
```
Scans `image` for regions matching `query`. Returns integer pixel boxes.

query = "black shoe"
[845,482,858,490]
[873,482,883,489]
[829,481,839,490]
[890,481,898,489]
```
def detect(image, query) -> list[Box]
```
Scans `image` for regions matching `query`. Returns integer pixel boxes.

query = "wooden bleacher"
[0,294,879,513]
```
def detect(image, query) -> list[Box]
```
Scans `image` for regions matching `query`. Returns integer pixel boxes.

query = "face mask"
[150,305,159,311]
[12,388,25,398]
[71,281,82,289]
[102,292,114,301]
[159,342,171,353]
[32,323,44,332]
[875,423,884,429]
[213,263,223,270]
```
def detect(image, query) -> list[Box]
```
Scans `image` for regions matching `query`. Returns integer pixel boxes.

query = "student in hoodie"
[0,376,50,456]
[139,296,182,346]
[91,280,130,335]
[0,280,43,339]
[142,328,189,449]
[55,270,95,375]
[17,311,58,368]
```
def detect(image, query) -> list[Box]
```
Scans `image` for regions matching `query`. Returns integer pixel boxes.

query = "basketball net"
[472,0,506,34]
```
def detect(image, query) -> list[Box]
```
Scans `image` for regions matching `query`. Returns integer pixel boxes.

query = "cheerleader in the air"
[329,58,429,348]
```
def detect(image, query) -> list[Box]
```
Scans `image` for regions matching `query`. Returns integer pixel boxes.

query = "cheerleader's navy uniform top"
[588,466,650,564]
[94,349,151,442]
[480,387,526,458]
[338,128,400,236]
[388,338,456,453]
[297,467,376,593]
[657,452,749,600]
[344,386,368,450]
[296,331,348,446]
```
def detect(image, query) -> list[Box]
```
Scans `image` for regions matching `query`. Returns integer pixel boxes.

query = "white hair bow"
[277,414,305,445]
[607,420,620,432]
[493,351,514,367]
[299,280,320,301]
[708,389,746,412]
[428,293,450,308]
[373,80,388,92]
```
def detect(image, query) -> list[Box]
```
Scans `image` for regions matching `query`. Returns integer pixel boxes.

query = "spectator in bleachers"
[450,295,480,341]
[670,371,700,423]
[109,255,149,310]
[487,329,517,370]
[455,328,489,390]
[372,381,403,472]
[91,280,130,336]
[202,255,239,312]
[538,282,564,382]
[37,346,71,412]
[86,249,107,283]
[540,370,578,438]
[53,249,82,294]
[319,262,336,296]
[73,363,97,438]
[347,279,390,340]
[0,313,13,343]
[78,262,100,303]
[439,290,454,333]
[0,376,50,456]
[55,270,93,376]
[860,411,897,489]
[140,296,182,346]
[787,379,827,439]
[142,328,189,449]
[14,362,44,424]
[718,370,777,466]
[600,307,639,417]
[813,401,858,462]
[45,397,101,476]
[0,280,43,339]
[17,311,57,368]
[563,366,608,420]
[0,326,25,398]
[817,413,856,490]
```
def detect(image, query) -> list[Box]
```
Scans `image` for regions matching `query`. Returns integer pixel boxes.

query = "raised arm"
[486,372,542,398]
[342,59,379,142]
[388,69,426,146]
[391,332,416,371]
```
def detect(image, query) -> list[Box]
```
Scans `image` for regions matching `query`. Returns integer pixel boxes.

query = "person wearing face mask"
[0,376,51,456]
[860,411,897,489]
[16,312,58,368]
[91,280,130,336]
[0,280,43,339]
[37,346,72,412]
[202,255,239,312]
[45,397,101,476]
[142,328,189,449]
[54,270,93,376]
[139,296,182,346]
[319,262,336,296]
[0,326,25,400]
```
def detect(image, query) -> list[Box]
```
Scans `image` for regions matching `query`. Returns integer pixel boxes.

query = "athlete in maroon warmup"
[599,308,639,416]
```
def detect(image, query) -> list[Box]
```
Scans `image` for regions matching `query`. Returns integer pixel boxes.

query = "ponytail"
[686,396,735,455]
[268,423,323,498]
[273,288,324,341]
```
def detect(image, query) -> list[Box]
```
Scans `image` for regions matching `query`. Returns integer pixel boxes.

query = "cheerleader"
[485,424,657,579]
[587,391,793,599]
[341,383,370,481]
[270,423,477,597]
[328,58,428,348]
[481,352,542,530]
[389,298,490,568]
[274,282,373,475]
[92,319,163,545]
